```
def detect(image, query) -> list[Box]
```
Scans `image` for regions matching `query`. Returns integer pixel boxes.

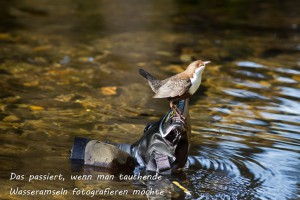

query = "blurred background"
[0,0,299,199]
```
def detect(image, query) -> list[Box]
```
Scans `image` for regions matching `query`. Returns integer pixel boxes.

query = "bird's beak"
[203,61,210,65]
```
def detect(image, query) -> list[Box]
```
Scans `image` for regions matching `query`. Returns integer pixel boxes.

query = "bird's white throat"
[188,66,205,94]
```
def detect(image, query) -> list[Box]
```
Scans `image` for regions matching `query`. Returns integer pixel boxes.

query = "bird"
[139,60,210,115]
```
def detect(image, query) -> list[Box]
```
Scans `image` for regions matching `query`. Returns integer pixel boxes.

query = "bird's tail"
[139,69,161,92]
[139,69,156,81]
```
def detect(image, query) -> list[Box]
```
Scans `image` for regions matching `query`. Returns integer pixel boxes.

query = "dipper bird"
[139,60,209,114]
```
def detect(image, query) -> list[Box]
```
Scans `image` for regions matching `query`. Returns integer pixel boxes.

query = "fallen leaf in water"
[156,51,172,57]
[153,60,162,65]
[100,86,117,96]
[29,105,44,111]
[0,103,6,111]
[259,80,271,87]
[33,45,51,52]
[46,69,74,76]
[23,80,39,87]
[77,56,95,63]
[55,94,78,102]
[3,115,20,122]
[163,65,184,73]
[292,75,300,82]
[0,33,15,41]
[137,62,146,67]
[180,54,192,62]
[2,96,21,103]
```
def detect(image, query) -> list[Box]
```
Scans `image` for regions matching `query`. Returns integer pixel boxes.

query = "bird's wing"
[154,78,191,98]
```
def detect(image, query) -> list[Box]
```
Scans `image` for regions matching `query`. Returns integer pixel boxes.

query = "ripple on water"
[235,61,267,68]
[271,122,300,136]
[276,86,300,99]
[191,60,300,198]
[256,98,300,118]
[0,0,300,200]
[244,118,269,126]
[260,111,300,123]
[233,79,270,89]
[249,147,300,199]
[187,149,261,199]
[187,138,299,200]
[222,88,270,100]
[235,70,267,79]
[276,76,298,83]
[187,168,254,200]
[275,67,300,75]
[276,96,300,114]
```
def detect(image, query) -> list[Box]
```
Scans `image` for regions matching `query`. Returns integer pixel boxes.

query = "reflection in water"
[0,0,300,199]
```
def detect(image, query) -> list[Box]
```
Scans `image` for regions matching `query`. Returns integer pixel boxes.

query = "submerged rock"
[3,115,20,122]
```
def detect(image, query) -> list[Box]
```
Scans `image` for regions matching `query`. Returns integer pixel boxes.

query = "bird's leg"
[170,101,185,120]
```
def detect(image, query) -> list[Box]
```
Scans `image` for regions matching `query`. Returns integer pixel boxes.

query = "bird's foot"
[170,102,185,121]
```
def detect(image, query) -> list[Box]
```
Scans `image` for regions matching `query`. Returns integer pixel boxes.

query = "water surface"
[0,0,299,199]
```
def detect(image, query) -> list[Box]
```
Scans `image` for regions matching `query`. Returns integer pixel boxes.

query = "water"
[0,0,300,199]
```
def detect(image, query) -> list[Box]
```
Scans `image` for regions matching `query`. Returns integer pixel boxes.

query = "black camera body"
[70,100,190,174]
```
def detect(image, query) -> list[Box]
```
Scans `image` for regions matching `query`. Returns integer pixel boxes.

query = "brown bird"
[139,60,210,114]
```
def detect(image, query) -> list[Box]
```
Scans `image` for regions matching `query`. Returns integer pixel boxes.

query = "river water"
[0,0,299,199]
